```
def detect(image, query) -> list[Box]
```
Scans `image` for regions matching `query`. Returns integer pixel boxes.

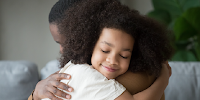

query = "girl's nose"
[106,54,118,65]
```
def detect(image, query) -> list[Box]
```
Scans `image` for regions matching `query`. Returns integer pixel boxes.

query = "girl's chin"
[102,73,116,79]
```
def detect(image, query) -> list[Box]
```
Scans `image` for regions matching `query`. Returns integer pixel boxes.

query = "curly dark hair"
[48,0,81,24]
[58,0,174,76]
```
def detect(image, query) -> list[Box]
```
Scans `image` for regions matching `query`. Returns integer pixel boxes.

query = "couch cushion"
[40,60,60,80]
[165,61,200,100]
[0,60,39,100]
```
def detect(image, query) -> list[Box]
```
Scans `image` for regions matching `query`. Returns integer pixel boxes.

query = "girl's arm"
[115,63,171,100]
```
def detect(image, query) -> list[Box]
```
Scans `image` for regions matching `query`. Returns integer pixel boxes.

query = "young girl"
[43,0,173,99]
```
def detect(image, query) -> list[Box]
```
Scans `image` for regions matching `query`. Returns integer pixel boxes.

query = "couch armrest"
[165,61,200,100]
[0,60,39,100]
[40,60,60,80]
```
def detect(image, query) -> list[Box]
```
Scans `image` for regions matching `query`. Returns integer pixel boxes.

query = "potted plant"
[147,0,200,61]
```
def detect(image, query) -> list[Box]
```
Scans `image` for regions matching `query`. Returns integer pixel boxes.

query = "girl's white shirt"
[42,61,126,100]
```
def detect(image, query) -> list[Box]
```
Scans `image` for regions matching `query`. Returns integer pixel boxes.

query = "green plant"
[147,0,200,61]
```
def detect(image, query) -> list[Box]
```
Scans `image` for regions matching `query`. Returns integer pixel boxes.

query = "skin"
[115,62,170,100]
[91,28,168,100]
[33,24,72,100]
[32,23,167,100]
[91,28,134,79]
[49,24,65,53]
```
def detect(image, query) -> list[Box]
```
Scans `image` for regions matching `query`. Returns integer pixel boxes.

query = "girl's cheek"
[92,50,102,62]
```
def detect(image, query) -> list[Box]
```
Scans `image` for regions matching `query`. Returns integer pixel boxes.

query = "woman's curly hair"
[58,0,174,76]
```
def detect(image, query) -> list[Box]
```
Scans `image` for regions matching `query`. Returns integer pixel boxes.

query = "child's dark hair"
[58,0,174,76]
[48,0,81,24]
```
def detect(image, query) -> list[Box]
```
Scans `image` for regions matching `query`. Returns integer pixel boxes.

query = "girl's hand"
[33,71,73,100]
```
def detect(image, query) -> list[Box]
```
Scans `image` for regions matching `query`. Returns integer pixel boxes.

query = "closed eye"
[120,55,128,59]
[56,41,61,44]
[101,50,109,53]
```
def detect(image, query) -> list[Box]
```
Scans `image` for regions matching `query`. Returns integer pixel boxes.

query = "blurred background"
[0,0,154,72]
[0,0,200,72]
[1,0,200,100]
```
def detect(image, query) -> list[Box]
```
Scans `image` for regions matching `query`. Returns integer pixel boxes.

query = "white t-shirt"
[42,61,126,100]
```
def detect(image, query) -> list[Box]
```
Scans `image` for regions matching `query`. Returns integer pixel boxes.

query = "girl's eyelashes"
[101,49,109,53]
[101,49,129,59]
[120,55,128,59]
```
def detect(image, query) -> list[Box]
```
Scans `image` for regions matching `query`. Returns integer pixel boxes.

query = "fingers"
[162,60,172,77]
[34,72,73,100]
[48,73,73,92]
[50,80,73,92]
[44,91,66,100]
[44,73,73,99]
[167,63,172,77]
[46,85,71,99]
[51,73,71,81]
[161,63,169,78]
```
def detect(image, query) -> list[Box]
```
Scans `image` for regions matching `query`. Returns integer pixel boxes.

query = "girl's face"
[91,28,134,79]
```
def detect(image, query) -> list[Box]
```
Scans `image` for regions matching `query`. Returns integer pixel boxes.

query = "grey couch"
[0,61,40,100]
[165,62,200,100]
[0,60,199,100]
[0,60,60,100]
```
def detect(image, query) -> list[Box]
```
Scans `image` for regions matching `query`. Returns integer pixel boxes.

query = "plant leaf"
[167,19,176,30]
[182,7,200,33]
[152,0,200,21]
[178,0,200,11]
[171,50,197,61]
[175,40,191,50]
[194,42,200,61]
[195,48,200,61]
[147,9,171,26]
[173,16,197,41]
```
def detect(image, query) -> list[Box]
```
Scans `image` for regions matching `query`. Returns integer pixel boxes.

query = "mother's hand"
[33,71,73,100]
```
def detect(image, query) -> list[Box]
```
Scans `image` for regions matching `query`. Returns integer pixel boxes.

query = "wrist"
[33,90,39,100]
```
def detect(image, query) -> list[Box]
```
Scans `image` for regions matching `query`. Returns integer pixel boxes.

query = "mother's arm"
[116,62,170,100]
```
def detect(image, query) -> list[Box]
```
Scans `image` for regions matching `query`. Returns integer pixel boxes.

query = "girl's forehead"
[100,28,133,39]
[99,28,134,50]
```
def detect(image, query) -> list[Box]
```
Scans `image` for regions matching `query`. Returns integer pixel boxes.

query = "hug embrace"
[30,0,174,100]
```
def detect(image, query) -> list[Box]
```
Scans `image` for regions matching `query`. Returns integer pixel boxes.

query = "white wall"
[120,0,153,15]
[0,0,60,71]
[0,0,153,72]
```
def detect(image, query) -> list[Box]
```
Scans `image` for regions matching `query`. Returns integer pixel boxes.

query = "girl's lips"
[102,65,117,72]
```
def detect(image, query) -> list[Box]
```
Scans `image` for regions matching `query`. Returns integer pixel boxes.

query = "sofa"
[165,62,200,100]
[0,60,60,100]
[0,60,40,100]
[0,60,199,100]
